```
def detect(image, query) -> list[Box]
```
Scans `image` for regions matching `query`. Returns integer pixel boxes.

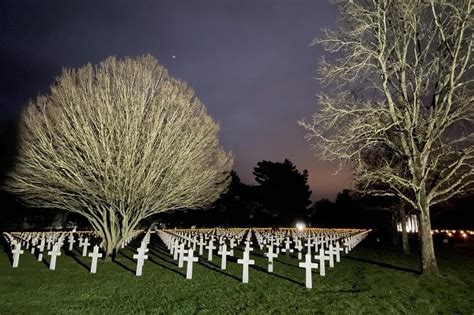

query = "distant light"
[171,55,176,59]
[296,222,306,231]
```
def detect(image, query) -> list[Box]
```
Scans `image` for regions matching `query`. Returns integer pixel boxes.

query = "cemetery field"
[1,236,473,314]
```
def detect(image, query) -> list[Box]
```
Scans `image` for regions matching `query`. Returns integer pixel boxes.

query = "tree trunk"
[102,237,116,262]
[400,204,410,255]
[391,211,400,247]
[418,202,438,275]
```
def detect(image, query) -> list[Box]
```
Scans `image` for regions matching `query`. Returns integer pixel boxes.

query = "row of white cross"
[3,230,142,274]
[157,229,252,281]
[158,228,370,288]
[4,227,370,288]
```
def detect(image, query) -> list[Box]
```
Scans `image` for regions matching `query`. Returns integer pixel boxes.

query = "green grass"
[0,235,473,314]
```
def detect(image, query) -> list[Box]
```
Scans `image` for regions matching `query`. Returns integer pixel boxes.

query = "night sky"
[0,0,351,200]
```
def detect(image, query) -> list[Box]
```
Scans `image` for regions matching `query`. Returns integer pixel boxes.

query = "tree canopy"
[4,55,233,257]
[300,0,472,274]
[253,159,312,225]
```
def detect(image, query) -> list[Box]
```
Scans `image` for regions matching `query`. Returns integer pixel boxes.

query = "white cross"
[46,236,53,251]
[88,245,103,274]
[68,235,75,251]
[191,237,197,251]
[143,232,151,245]
[205,240,216,261]
[197,238,206,256]
[48,244,61,270]
[37,238,45,261]
[57,236,65,249]
[172,240,180,260]
[264,245,278,273]
[183,249,199,279]
[299,253,319,289]
[237,250,255,284]
[177,244,186,268]
[327,244,335,268]
[305,238,312,255]
[217,243,232,270]
[133,246,149,276]
[313,239,320,253]
[81,238,90,256]
[11,243,24,268]
[313,250,330,276]
[333,242,344,262]
[244,240,254,252]
[282,238,293,254]
[295,240,303,260]
[343,238,351,253]
[30,238,37,254]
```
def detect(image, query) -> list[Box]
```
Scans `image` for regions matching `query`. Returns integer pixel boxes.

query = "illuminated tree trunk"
[419,195,438,275]
[400,204,410,255]
[391,212,400,247]
[103,236,117,262]
[89,212,134,261]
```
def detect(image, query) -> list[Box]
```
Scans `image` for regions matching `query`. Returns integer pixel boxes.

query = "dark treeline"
[154,159,312,228]
[0,158,472,232]
[153,161,474,232]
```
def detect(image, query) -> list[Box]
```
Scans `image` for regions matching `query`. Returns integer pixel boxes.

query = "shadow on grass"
[116,248,185,277]
[148,247,178,266]
[41,255,50,269]
[274,258,300,270]
[66,251,90,272]
[148,257,185,277]
[148,244,172,258]
[198,260,241,282]
[114,259,135,274]
[119,249,184,276]
[345,255,420,274]
[1,241,13,265]
[119,251,136,264]
[250,264,303,287]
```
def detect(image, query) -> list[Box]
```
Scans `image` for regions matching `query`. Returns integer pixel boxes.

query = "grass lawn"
[1,234,473,314]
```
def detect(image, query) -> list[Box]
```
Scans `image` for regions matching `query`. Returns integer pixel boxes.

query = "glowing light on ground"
[295,222,306,231]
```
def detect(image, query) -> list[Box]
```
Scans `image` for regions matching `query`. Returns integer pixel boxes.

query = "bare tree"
[300,0,472,274]
[4,56,233,258]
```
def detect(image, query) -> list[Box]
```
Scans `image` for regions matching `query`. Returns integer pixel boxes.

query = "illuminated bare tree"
[300,1,473,274]
[5,56,233,258]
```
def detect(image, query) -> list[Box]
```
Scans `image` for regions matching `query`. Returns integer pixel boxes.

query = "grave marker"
[133,246,149,276]
[11,243,24,268]
[183,249,199,279]
[217,243,232,270]
[48,244,61,270]
[82,238,90,256]
[299,253,318,289]
[237,250,255,284]
[88,245,103,274]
